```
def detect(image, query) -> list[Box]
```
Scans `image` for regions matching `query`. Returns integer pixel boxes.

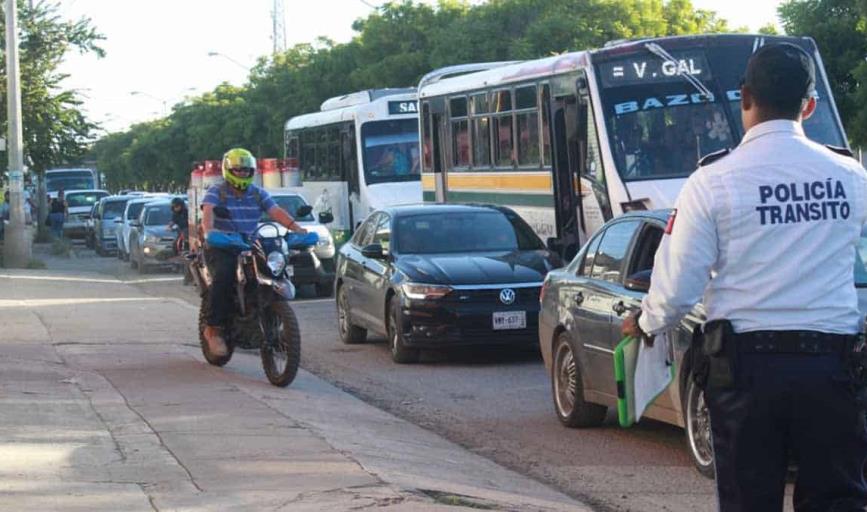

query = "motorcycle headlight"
[401,283,452,300]
[266,250,286,276]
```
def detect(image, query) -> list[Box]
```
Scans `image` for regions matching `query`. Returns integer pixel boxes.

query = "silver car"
[128,200,176,273]
[539,210,867,478]
[63,189,108,239]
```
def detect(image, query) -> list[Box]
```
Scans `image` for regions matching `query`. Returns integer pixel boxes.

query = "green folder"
[613,336,640,428]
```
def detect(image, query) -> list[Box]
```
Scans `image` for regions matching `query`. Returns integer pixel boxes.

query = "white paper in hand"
[634,332,674,421]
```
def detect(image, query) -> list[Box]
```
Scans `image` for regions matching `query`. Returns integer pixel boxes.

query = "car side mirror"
[114,218,123,224]
[213,206,232,219]
[295,205,313,217]
[361,243,385,260]
[624,269,652,293]
[129,220,141,228]
[318,211,334,224]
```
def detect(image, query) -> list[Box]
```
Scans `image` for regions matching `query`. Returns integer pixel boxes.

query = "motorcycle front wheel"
[260,301,301,387]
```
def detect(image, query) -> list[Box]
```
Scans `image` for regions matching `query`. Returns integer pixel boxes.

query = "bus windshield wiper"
[644,42,714,100]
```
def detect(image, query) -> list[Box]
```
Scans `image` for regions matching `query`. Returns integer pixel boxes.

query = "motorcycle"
[188,205,319,387]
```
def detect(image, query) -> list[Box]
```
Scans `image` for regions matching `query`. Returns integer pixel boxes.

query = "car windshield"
[47,172,94,192]
[266,195,314,222]
[126,202,146,220]
[66,192,106,208]
[596,40,845,182]
[102,200,128,219]
[144,205,171,226]
[361,119,420,185]
[394,210,544,254]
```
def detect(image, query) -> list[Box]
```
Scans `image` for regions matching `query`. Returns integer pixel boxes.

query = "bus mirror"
[318,211,334,225]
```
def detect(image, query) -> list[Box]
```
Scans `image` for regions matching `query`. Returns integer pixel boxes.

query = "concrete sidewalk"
[0,268,590,512]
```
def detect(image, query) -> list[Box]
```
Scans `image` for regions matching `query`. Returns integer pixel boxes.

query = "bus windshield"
[361,119,420,185]
[595,39,846,182]
[47,171,95,192]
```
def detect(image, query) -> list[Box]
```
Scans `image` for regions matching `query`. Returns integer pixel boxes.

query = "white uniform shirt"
[639,120,867,335]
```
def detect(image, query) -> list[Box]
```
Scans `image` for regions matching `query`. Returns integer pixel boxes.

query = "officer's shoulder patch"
[698,148,731,167]
[825,144,855,159]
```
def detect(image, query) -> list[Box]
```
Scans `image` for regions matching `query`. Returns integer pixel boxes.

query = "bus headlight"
[266,251,286,276]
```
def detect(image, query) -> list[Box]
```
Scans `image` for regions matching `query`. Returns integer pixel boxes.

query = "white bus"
[418,34,847,259]
[284,88,421,243]
[46,168,99,197]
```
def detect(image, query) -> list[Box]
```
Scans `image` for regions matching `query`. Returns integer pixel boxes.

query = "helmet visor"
[229,167,255,179]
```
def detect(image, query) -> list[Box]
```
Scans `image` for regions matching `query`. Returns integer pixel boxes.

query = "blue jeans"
[49,213,64,238]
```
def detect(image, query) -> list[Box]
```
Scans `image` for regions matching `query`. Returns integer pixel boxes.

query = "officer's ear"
[800,96,817,122]
[740,85,753,112]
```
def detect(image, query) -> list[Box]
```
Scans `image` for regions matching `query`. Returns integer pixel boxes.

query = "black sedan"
[335,204,561,363]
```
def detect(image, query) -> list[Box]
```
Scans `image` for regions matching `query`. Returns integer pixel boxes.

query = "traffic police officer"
[623,43,867,511]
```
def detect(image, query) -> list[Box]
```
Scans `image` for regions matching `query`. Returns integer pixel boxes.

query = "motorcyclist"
[201,148,306,357]
[169,197,189,255]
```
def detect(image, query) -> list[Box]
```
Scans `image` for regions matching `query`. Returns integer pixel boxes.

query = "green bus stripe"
[423,190,554,207]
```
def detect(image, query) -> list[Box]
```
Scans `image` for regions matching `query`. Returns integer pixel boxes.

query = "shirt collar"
[740,119,805,147]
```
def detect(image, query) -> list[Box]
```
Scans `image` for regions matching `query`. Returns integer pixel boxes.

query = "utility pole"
[272,0,286,55]
[4,0,30,267]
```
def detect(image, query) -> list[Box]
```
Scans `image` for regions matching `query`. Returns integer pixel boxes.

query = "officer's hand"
[622,311,654,347]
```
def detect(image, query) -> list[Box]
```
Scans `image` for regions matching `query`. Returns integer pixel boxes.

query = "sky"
[57,0,786,134]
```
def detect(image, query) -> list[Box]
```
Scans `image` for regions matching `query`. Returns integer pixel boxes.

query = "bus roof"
[285,88,417,131]
[418,34,818,99]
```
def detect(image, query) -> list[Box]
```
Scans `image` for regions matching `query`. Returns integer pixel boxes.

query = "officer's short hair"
[743,43,816,118]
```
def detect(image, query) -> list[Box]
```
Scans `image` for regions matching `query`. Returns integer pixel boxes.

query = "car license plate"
[493,311,526,330]
[285,265,294,277]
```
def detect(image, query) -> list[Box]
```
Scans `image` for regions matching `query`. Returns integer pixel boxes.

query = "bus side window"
[450,96,469,168]
[515,85,540,167]
[421,102,433,173]
[493,89,514,168]
[470,93,491,168]
[540,84,551,167]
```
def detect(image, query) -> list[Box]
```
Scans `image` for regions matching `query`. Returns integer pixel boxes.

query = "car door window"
[590,220,640,284]
[627,222,664,277]
[371,213,391,254]
[579,232,605,276]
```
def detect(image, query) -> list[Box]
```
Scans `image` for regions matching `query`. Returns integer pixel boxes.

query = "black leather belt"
[734,331,858,354]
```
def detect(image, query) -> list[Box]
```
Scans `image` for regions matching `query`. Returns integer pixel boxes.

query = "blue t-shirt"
[202,183,276,236]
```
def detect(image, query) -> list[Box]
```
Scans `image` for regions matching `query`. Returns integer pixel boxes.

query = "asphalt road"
[65,243,722,512]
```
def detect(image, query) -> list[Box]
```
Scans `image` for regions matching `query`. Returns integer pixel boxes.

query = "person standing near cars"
[622,43,867,510]
[200,148,306,357]
[48,189,67,238]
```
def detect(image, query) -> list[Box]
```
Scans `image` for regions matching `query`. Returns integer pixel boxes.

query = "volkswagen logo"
[499,288,516,305]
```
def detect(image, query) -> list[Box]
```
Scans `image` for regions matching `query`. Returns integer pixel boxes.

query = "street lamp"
[129,90,168,115]
[207,51,250,71]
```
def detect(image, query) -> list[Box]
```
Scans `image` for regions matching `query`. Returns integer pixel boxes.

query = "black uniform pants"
[705,349,867,511]
[204,246,236,327]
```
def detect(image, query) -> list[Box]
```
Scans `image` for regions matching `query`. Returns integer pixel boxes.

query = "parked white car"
[63,189,109,239]
[115,195,168,261]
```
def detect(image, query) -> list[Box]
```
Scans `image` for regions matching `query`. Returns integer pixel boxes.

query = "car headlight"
[401,283,452,300]
[266,250,286,276]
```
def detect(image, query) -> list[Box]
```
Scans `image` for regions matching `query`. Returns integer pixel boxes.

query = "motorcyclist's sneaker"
[204,326,228,357]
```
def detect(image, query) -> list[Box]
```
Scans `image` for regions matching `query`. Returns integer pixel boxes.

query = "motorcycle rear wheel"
[198,293,234,366]
[260,301,301,387]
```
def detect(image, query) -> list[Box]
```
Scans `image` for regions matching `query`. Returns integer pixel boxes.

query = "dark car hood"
[396,251,553,285]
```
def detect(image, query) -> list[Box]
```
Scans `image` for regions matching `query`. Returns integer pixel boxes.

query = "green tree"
[779,0,867,145]
[93,0,734,188]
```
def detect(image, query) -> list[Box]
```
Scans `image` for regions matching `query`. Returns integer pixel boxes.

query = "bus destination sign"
[388,100,418,115]
[599,52,712,87]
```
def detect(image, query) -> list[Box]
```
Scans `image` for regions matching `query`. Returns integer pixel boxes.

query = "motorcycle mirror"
[213,206,232,219]
[295,205,313,218]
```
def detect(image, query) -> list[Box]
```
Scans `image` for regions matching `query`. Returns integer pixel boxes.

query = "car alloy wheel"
[554,339,578,418]
[685,378,715,478]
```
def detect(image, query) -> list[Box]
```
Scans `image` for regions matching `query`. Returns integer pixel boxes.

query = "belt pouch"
[704,319,735,389]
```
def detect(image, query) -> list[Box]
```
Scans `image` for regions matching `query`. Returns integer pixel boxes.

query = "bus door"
[423,98,447,203]
[341,125,358,230]
[576,77,612,242]
[548,78,582,261]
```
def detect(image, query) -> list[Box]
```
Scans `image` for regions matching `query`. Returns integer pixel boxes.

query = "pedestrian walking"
[48,189,66,239]
[622,43,867,511]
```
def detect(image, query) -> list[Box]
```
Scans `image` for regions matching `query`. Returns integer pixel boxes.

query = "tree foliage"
[779,0,867,145]
[1,0,104,176]
[92,0,732,189]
